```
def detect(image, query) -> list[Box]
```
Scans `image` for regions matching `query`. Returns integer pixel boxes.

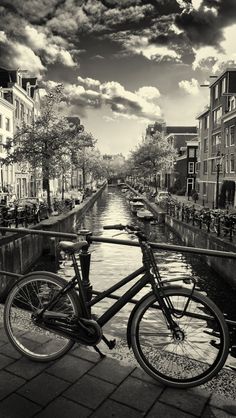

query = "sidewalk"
[0,325,236,417]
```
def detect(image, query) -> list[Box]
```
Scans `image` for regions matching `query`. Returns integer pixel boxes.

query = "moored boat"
[137,208,154,220]
[131,201,144,214]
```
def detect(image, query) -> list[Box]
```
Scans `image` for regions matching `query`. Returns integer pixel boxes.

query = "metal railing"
[161,199,236,242]
[0,226,235,355]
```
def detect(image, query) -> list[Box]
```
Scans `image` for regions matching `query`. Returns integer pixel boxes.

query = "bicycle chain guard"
[33,313,103,346]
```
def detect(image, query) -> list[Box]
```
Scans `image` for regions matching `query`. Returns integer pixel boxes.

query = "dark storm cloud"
[1,0,236,82]
[175,0,236,47]
[0,0,67,25]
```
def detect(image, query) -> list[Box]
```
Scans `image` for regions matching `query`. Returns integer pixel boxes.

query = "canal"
[33,186,236,367]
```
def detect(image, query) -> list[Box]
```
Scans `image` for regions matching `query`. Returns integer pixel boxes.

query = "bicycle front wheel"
[4,273,80,362]
[130,288,229,388]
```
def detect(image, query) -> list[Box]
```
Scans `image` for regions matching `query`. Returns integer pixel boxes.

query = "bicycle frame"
[50,238,185,334]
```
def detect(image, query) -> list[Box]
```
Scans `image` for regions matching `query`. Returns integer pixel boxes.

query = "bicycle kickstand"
[93,345,106,358]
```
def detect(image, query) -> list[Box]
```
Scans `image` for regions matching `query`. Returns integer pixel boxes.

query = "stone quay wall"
[165,214,236,288]
[0,183,107,299]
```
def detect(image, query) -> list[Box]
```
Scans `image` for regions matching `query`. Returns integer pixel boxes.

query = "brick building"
[197,68,236,207]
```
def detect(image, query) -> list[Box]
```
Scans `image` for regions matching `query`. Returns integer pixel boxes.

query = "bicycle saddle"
[59,240,88,253]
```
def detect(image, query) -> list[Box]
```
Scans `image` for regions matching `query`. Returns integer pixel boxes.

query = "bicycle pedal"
[102,335,116,349]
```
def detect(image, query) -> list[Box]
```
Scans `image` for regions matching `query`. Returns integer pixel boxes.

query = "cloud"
[179,78,200,95]
[43,76,163,121]
[24,25,76,67]
[111,33,181,62]
[192,24,236,72]
[175,0,236,48]
[77,76,101,89]
[0,31,45,76]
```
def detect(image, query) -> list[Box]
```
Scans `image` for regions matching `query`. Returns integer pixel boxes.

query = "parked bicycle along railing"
[0,225,236,389]
[160,198,236,242]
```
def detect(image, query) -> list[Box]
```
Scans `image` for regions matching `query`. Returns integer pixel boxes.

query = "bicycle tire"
[130,288,229,388]
[4,273,81,362]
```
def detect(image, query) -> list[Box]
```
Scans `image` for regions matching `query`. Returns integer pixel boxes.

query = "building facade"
[145,123,197,192]
[0,88,14,196]
[0,67,41,198]
[197,68,236,207]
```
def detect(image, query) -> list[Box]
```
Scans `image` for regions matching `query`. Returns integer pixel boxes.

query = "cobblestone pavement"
[0,325,236,418]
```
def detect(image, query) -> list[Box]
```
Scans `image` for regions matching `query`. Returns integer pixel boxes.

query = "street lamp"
[216,152,224,209]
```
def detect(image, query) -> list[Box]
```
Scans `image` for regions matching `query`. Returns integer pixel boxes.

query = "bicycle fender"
[20,271,65,281]
[126,286,182,349]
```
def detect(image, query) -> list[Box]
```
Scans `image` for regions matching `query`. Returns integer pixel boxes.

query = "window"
[196,161,200,172]
[203,160,208,174]
[214,84,219,100]
[221,77,226,94]
[0,135,3,152]
[188,148,195,158]
[230,154,235,172]
[5,117,10,131]
[15,100,19,118]
[230,125,235,146]
[204,115,208,129]
[203,182,207,195]
[229,96,236,111]
[211,159,217,173]
[225,154,228,173]
[225,127,229,147]
[20,103,24,120]
[0,114,2,128]
[188,162,194,173]
[213,107,222,126]
[204,137,208,152]
[212,133,221,153]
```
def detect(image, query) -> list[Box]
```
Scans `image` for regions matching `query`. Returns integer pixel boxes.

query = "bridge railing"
[0,226,236,259]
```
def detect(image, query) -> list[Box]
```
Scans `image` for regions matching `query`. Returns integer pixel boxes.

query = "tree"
[3,85,93,210]
[129,132,176,192]
[73,147,106,188]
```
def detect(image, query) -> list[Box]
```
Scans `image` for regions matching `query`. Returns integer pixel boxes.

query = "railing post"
[229,218,233,242]
[14,205,18,228]
[217,215,221,237]
[78,231,93,310]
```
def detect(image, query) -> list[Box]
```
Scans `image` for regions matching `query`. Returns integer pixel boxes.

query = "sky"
[1,0,236,156]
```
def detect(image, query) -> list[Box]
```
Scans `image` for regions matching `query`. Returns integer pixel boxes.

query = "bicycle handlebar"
[103,224,124,230]
[103,224,140,232]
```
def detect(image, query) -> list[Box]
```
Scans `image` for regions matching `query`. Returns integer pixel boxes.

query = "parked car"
[17,197,49,222]
[155,191,171,205]
[64,197,75,210]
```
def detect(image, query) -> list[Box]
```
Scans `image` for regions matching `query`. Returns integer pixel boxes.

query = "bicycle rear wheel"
[130,288,229,388]
[4,273,80,362]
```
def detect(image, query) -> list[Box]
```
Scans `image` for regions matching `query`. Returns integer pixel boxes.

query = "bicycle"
[3,224,230,388]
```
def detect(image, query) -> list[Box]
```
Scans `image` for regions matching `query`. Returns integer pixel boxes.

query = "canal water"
[33,186,236,367]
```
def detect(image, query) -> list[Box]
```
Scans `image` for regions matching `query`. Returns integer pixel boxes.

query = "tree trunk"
[43,157,51,211]
[82,164,86,189]
[61,174,65,200]
[154,173,158,193]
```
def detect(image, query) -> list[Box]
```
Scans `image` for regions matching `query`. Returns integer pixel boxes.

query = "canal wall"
[165,215,236,288]
[126,184,236,288]
[0,183,107,299]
